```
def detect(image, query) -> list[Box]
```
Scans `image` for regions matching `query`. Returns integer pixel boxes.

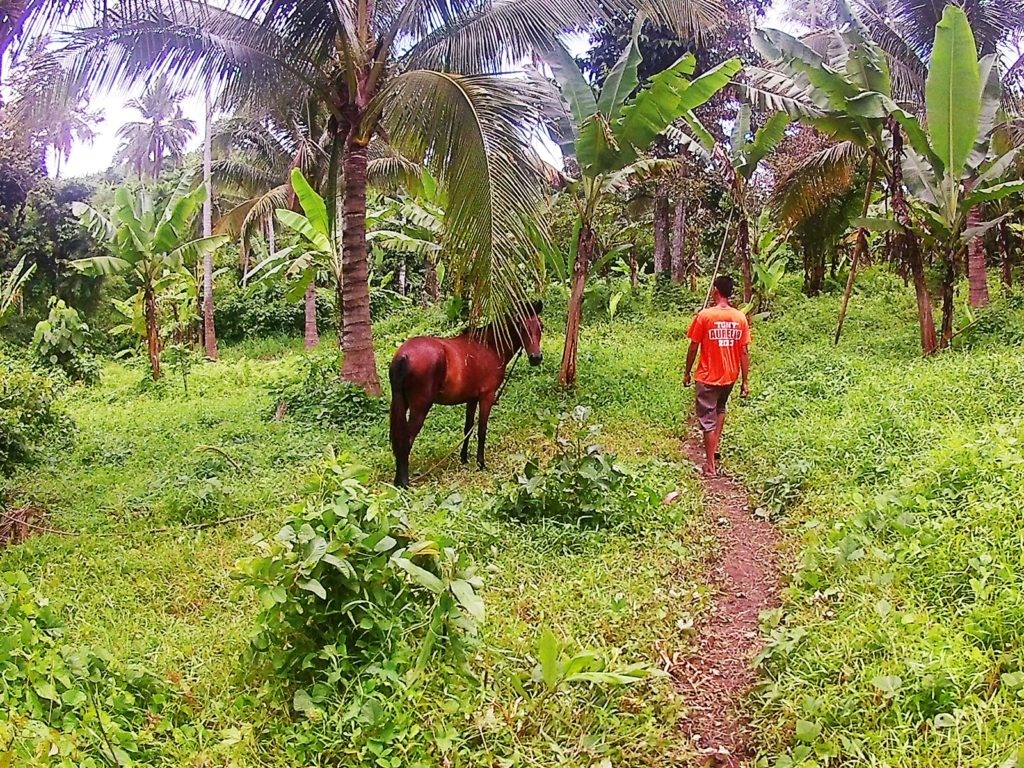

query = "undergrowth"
[732,270,1024,767]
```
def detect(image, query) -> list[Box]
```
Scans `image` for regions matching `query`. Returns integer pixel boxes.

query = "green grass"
[2,295,711,766]
[730,270,1024,767]
[7,272,1024,766]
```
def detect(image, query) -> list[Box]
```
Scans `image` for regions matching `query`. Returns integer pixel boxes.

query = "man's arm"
[739,345,750,396]
[683,340,699,387]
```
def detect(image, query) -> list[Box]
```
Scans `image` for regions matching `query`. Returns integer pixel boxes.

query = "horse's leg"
[461,400,478,465]
[476,392,496,470]
[405,401,432,466]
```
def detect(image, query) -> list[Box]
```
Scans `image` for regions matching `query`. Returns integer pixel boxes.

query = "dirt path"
[674,433,782,767]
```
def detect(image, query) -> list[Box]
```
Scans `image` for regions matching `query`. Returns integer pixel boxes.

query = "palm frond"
[367,141,425,193]
[770,139,864,227]
[742,66,825,119]
[370,69,546,321]
[402,0,727,74]
[211,158,280,195]
[54,0,329,114]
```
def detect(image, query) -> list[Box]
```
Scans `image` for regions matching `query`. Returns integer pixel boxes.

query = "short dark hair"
[713,275,735,298]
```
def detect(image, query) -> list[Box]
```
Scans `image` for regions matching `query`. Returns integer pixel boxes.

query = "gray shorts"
[695,382,734,432]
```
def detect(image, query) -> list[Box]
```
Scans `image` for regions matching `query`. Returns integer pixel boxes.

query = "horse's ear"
[530,299,543,316]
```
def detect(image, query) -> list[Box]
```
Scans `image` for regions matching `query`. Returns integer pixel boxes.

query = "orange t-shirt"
[687,305,750,386]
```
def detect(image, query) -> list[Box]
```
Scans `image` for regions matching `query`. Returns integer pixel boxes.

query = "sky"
[51,1,794,178]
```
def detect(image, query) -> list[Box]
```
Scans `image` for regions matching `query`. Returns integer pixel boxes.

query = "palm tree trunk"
[144,282,161,380]
[889,118,937,355]
[834,156,877,342]
[202,93,218,361]
[966,200,989,307]
[737,215,753,303]
[671,199,687,283]
[1000,220,1013,287]
[398,258,407,296]
[653,188,670,279]
[304,281,319,350]
[804,247,825,296]
[424,257,439,301]
[560,220,594,388]
[339,134,381,394]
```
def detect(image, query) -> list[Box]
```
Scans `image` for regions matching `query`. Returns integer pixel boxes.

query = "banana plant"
[750,1,910,346]
[705,103,791,303]
[543,18,741,386]
[863,7,1024,347]
[367,170,445,300]
[0,257,36,327]
[72,177,227,380]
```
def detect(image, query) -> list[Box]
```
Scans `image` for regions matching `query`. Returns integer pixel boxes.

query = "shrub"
[214,280,332,342]
[494,407,658,529]
[0,571,186,765]
[269,352,386,428]
[0,354,72,475]
[32,298,102,384]
[233,458,483,703]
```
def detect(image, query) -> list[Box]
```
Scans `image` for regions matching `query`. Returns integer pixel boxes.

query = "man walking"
[683,275,750,476]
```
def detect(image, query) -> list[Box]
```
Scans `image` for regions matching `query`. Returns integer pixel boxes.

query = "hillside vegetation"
[3,274,1023,766]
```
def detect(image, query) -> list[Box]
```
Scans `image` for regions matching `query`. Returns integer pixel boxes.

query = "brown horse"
[389,302,544,487]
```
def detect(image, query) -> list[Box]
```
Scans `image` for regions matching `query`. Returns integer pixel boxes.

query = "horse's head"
[518,300,544,366]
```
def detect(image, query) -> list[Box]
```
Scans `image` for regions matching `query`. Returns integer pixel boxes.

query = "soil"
[674,431,783,767]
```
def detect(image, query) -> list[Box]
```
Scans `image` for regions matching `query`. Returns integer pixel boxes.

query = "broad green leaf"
[740,111,791,177]
[596,15,643,122]
[276,209,333,254]
[731,101,751,155]
[963,179,1024,208]
[540,40,598,130]
[450,579,484,623]
[290,167,331,240]
[394,557,445,593]
[926,6,981,183]
[795,719,821,743]
[167,235,229,268]
[576,113,621,174]
[871,674,903,696]
[970,54,1003,170]
[618,56,740,156]
[153,185,205,253]
[975,147,1020,188]
[72,256,134,276]
[538,628,560,689]
[298,578,327,599]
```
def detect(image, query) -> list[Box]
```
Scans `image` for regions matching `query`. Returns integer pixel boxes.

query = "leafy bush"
[233,458,483,705]
[0,354,72,475]
[269,351,387,428]
[495,407,658,529]
[0,571,186,766]
[214,280,332,342]
[32,298,101,384]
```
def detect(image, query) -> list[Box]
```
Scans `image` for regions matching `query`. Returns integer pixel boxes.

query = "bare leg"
[477,393,495,470]
[714,411,727,462]
[461,400,478,465]
[703,429,719,476]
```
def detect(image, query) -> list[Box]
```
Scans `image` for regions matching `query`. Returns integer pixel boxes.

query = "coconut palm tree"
[115,75,196,179]
[56,0,723,394]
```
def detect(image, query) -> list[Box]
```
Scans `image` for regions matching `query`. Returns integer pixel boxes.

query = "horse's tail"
[389,354,410,455]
